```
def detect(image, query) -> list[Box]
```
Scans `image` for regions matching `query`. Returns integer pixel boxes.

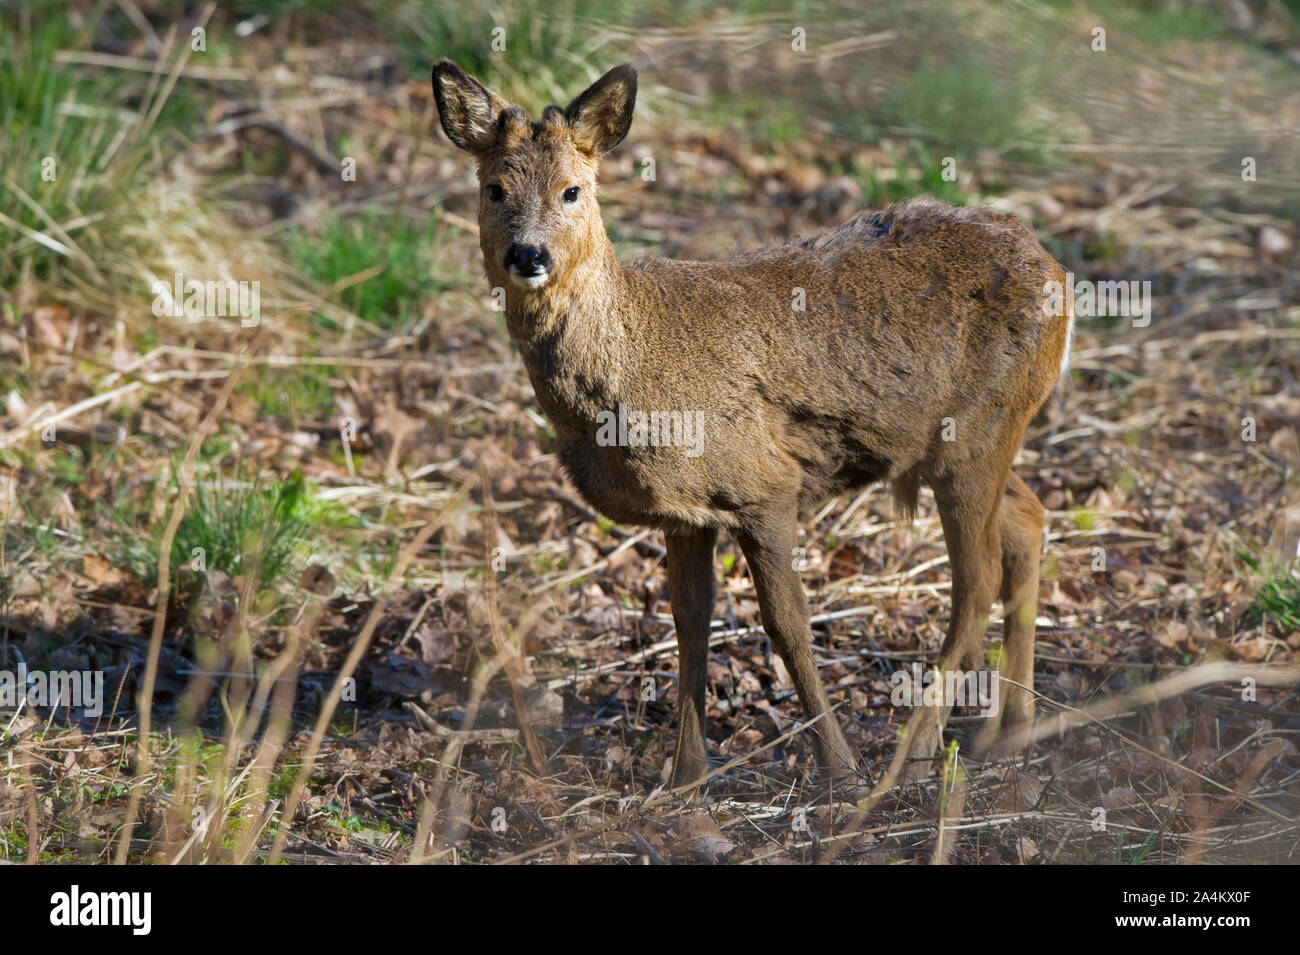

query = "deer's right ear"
[432,60,507,153]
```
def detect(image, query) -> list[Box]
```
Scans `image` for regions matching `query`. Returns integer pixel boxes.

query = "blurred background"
[0,0,1297,864]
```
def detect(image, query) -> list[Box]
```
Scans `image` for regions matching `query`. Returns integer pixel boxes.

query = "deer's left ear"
[565,65,637,156]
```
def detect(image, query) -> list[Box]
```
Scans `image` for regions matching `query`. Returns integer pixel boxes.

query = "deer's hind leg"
[994,472,1043,737]
[902,444,1016,777]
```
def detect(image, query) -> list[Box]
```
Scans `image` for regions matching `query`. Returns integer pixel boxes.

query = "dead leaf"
[994,768,1045,812]
[26,303,67,348]
[299,564,336,595]
[1101,786,1142,810]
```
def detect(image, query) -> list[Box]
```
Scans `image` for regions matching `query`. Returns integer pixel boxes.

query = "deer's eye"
[486,184,505,202]
[562,186,581,203]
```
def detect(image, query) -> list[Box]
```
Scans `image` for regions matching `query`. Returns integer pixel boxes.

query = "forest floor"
[2,0,1299,863]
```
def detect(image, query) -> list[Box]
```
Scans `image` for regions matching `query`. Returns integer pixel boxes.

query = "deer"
[431,60,1072,789]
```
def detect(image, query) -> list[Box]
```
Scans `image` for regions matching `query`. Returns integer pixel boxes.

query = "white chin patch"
[509,271,550,289]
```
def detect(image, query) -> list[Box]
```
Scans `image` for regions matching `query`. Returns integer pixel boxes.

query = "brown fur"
[433,61,1072,786]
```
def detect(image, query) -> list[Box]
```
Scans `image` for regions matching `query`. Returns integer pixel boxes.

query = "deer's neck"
[500,235,636,428]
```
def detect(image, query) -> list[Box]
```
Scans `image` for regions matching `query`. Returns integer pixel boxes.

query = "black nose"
[505,244,552,276]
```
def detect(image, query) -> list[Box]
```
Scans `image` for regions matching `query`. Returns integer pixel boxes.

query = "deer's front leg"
[665,525,718,788]
[736,511,857,782]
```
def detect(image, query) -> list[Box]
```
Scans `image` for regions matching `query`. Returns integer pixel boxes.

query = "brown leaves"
[81,553,131,590]
[1100,786,1143,811]
[24,303,68,350]
[298,564,336,596]
[655,812,736,864]
[371,401,426,479]
[994,768,1045,813]
[0,782,25,828]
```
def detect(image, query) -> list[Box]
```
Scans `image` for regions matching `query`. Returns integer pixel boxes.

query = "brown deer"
[432,60,1072,788]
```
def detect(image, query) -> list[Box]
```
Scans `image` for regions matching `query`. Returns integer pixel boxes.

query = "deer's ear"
[432,60,508,153]
[565,65,637,156]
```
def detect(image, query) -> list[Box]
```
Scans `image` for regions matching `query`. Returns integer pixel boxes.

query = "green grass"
[285,210,453,334]
[243,364,341,421]
[1113,824,1164,864]
[171,469,326,594]
[704,93,809,147]
[853,142,968,207]
[385,0,820,106]
[1240,551,1300,632]
[1039,0,1224,44]
[387,0,638,105]
[227,0,345,16]
[108,466,352,601]
[874,51,1034,159]
[0,3,204,305]
[692,3,1055,172]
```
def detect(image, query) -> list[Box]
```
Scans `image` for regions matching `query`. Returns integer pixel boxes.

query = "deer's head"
[432,61,636,294]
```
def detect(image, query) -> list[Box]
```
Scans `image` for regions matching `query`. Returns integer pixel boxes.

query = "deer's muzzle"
[505,243,553,288]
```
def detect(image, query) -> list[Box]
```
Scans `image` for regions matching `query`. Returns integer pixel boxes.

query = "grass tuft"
[286,210,453,334]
